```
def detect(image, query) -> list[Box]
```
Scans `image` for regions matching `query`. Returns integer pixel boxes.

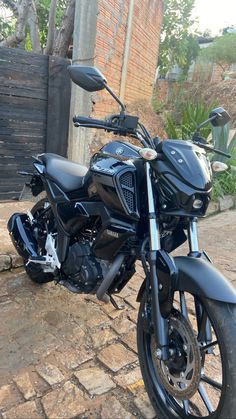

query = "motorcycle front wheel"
[137,291,236,419]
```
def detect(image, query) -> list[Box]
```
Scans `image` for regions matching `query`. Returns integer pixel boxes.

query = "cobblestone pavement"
[0,207,235,419]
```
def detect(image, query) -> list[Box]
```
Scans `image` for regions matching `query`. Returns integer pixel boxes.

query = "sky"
[192,0,236,35]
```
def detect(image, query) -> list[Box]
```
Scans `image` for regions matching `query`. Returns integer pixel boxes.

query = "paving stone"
[91,328,117,348]
[86,308,109,327]
[124,294,140,310]
[56,346,94,370]
[0,384,22,412]
[219,195,234,211]
[75,367,116,395]
[32,334,62,357]
[111,317,136,335]
[134,393,156,419]
[206,201,219,215]
[2,401,44,419]
[36,363,64,386]
[122,329,138,353]
[98,343,136,372]
[41,381,86,418]
[67,326,85,345]
[10,254,23,268]
[0,255,11,272]
[101,396,135,419]
[127,310,138,324]
[13,371,36,400]
[31,371,50,397]
[102,302,128,319]
[114,366,143,392]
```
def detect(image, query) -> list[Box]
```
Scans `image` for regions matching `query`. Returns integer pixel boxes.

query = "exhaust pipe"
[96,253,125,303]
[7,213,38,260]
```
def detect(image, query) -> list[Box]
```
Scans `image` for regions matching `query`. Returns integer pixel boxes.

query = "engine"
[62,241,107,293]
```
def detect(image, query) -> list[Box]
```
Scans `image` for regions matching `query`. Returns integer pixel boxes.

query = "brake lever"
[193,141,231,158]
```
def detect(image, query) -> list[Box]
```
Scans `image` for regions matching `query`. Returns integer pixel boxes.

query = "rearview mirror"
[209,107,231,127]
[68,65,107,92]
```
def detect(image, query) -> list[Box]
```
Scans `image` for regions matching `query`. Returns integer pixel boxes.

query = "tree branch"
[1,0,18,15]
[0,0,28,48]
[27,0,41,52]
[44,0,57,55]
[53,0,75,57]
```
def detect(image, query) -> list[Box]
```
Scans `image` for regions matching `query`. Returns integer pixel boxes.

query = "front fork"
[145,163,211,360]
[146,162,169,360]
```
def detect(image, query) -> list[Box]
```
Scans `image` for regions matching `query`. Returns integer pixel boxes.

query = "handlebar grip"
[73,115,107,126]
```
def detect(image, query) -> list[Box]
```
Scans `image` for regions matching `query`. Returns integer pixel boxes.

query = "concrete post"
[67,0,99,164]
[119,0,135,102]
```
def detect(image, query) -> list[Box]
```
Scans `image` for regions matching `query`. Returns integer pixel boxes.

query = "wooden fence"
[0,47,71,200]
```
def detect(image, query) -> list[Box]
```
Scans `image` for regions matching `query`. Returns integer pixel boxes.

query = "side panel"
[90,154,140,219]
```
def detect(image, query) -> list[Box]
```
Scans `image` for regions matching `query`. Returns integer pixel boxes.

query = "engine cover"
[62,242,103,293]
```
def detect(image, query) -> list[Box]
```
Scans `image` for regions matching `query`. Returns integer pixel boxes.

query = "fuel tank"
[90,141,143,220]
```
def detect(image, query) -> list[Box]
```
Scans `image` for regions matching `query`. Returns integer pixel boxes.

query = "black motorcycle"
[8,66,236,418]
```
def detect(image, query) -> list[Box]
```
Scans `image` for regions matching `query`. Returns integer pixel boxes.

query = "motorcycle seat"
[40,153,88,192]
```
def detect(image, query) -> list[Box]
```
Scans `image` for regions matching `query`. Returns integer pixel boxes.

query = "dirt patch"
[90,100,167,156]
[166,80,236,126]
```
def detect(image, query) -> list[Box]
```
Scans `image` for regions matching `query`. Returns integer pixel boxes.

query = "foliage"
[0,3,16,41]
[158,0,200,77]
[212,170,236,199]
[164,101,216,140]
[0,0,74,56]
[36,0,67,49]
[200,34,236,74]
[211,123,236,163]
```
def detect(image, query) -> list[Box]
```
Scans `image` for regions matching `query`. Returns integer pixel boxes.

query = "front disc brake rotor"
[154,311,201,400]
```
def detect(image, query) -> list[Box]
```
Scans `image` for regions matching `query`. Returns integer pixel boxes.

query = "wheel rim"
[142,292,225,418]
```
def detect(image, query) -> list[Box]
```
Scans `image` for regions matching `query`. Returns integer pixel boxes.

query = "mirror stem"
[103,83,126,114]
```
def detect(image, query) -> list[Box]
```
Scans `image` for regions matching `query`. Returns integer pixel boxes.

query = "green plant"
[211,123,236,164]
[164,101,216,140]
[200,33,236,76]
[212,170,236,200]
[158,0,199,77]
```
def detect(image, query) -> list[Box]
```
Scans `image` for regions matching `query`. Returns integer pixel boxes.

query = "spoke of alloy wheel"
[198,383,214,413]
[200,340,218,352]
[183,399,189,414]
[179,382,189,414]
[201,374,222,390]
[179,291,189,320]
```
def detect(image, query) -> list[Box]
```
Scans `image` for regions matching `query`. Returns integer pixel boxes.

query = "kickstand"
[109,295,125,310]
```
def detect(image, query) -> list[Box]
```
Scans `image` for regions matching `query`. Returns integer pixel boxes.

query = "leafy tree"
[0,0,75,57]
[200,33,236,75]
[158,0,199,77]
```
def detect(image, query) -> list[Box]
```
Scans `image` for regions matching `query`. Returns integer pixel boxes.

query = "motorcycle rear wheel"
[24,198,54,284]
[137,292,236,418]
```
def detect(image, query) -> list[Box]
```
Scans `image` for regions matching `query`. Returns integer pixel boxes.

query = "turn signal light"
[139,148,158,161]
[211,161,228,173]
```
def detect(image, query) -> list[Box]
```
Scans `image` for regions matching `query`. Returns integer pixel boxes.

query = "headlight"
[193,198,203,209]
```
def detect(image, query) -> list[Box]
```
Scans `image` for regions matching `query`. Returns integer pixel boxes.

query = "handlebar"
[73,115,115,132]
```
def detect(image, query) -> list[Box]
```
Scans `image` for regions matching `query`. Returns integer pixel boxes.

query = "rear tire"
[137,292,236,418]
[24,198,54,284]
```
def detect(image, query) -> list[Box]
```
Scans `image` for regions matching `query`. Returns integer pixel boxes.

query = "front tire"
[137,292,236,418]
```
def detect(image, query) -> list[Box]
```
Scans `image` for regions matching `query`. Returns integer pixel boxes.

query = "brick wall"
[93,0,163,117]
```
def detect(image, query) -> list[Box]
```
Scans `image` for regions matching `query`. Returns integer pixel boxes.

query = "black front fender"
[175,256,236,304]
